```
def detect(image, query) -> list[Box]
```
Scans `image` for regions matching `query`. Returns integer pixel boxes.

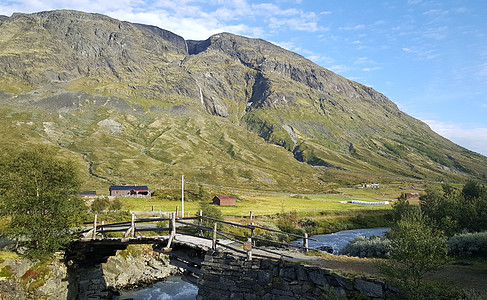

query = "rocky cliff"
[0,10,485,191]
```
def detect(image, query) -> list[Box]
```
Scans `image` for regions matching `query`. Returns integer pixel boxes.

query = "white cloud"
[1,0,327,40]
[362,67,382,72]
[422,26,448,40]
[425,120,487,156]
[328,65,349,74]
[268,16,321,32]
[272,40,295,51]
[401,46,439,60]
[407,0,422,5]
[305,54,334,65]
[354,57,378,65]
[422,9,449,16]
[339,24,365,31]
[478,62,487,82]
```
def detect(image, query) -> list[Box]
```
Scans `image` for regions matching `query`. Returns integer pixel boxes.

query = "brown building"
[109,185,151,198]
[405,192,419,199]
[212,195,237,206]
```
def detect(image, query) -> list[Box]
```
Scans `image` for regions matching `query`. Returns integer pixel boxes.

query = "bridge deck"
[78,234,234,251]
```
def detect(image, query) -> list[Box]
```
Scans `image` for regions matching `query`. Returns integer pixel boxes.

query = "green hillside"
[0,10,485,193]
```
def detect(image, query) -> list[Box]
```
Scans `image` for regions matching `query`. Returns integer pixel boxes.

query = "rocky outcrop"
[0,254,69,300]
[103,247,179,290]
[0,246,178,300]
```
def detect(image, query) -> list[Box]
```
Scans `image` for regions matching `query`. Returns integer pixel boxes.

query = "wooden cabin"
[212,195,237,206]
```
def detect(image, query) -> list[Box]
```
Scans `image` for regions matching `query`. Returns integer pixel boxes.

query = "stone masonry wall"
[197,251,400,300]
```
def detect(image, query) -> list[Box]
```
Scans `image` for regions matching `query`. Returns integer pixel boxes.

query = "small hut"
[405,192,419,199]
[212,195,237,206]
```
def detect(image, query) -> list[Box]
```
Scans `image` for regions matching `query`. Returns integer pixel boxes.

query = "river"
[296,227,389,254]
[117,276,198,300]
[117,227,388,299]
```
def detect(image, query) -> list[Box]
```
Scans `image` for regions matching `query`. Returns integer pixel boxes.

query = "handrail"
[82,210,313,257]
[200,215,315,241]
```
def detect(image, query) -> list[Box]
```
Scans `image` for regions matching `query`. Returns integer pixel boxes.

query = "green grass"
[117,193,393,218]
[0,251,18,263]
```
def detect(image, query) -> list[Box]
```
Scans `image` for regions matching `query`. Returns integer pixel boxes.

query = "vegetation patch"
[0,265,13,278]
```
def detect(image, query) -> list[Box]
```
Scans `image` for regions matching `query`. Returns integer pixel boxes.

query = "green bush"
[447,231,487,257]
[109,198,123,210]
[91,197,110,212]
[277,211,298,233]
[339,236,390,258]
[198,201,223,237]
[254,221,288,243]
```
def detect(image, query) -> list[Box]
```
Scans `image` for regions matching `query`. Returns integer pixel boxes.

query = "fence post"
[198,209,203,237]
[250,211,253,221]
[251,222,255,247]
[92,214,97,239]
[165,213,177,250]
[176,206,179,218]
[212,223,217,250]
[303,233,309,252]
[246,237,252,261]
[131,213,136,238]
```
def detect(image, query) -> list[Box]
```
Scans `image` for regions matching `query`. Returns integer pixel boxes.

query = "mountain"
[0,10,486,193]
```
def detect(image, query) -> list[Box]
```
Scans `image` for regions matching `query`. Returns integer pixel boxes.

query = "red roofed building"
[212,195,237,206]
[405,192,419,199]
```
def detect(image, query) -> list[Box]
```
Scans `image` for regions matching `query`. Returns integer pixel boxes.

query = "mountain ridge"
[0,10,485,192]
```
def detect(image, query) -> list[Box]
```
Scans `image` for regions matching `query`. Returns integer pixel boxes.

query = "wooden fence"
[81,209,316,261]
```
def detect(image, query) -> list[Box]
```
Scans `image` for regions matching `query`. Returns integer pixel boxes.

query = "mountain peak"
[0,10,485,190]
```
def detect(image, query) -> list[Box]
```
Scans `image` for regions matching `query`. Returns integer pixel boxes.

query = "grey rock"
[257,270,273,285]
[333,273,353,290]
[308,270,327,286]
[279,266,296,281]
[354,278,384,298]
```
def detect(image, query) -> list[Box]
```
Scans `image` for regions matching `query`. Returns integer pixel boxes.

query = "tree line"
[341,181,487,299]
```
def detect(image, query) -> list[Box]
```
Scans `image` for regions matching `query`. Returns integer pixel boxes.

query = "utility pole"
[181,175,184,218]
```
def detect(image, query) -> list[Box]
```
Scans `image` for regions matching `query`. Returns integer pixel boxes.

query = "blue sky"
[2,0,487,156]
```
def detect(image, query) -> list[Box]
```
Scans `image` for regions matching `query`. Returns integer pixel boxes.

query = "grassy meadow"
[114,185,412,218]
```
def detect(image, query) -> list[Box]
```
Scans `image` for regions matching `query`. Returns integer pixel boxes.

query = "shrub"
[277,211,298,234]
[254,221,288,243]
[109,198,123,211]
[298,217,317,228]
[198,202,223,237]
[447,231,487,257]
[339,236,390,258]
[379,209,448,291]
[298,217,317,234]
[91,197,110,212]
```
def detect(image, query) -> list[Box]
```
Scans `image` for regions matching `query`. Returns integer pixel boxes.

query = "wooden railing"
[80,209,317,261]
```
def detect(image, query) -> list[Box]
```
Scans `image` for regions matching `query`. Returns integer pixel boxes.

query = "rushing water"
[118,227,388,299]
[117,276,198,300]
[298,227,389,254]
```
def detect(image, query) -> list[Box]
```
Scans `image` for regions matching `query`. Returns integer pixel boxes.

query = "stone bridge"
[65,213,399,299]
